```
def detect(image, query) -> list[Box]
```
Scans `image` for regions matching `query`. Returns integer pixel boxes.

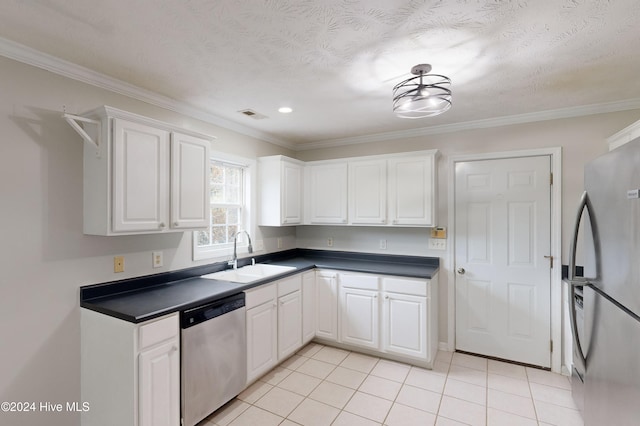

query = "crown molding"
[3,36,640,153]
[0,36,296,150]
[296,98,640,151]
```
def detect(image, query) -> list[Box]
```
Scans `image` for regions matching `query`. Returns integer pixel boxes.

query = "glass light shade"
[393,70,452,118]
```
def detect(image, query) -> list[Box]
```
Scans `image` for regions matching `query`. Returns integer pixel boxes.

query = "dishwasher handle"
[181,292,245,329]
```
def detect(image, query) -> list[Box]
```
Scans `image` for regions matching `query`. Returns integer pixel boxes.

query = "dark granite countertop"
[81,249,439,323]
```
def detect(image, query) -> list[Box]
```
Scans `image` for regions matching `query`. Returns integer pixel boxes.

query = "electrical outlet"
[114,256,124,273]
[255,240,264,251]
[327,237,334,247]
[152,251,163,268]
[277,238,282,249]
[428,239,447,250]
[379,239,387,250]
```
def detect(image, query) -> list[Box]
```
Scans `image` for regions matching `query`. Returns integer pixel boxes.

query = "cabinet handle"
[385,295,389,299]
[342,219,347,223]
[273,303,277,308]
[174,222,179,227]
[159,222,166,228]
[170,345,178,353]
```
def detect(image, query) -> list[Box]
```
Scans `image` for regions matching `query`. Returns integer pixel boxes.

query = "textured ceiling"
[1,0,640,146]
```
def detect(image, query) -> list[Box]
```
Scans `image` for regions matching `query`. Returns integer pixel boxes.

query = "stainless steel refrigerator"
[569,137,640,426]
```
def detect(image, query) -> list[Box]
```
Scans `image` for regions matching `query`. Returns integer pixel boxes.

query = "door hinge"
[544,255,554,268]
[550,173,554,185]
[550,340,554,352]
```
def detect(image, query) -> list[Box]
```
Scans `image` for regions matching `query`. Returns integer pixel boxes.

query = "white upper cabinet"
[170,132,210,229]
[348,159,387,225]
[80,106,212,235]
[112,119,170,232]
[305,162,348,224]
[388,154,437,226]
[258,156,303,226]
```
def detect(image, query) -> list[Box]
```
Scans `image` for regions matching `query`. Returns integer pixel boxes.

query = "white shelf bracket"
[63,113,101,151]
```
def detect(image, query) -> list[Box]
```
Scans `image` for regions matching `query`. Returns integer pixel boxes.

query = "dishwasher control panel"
[181,292,245,329]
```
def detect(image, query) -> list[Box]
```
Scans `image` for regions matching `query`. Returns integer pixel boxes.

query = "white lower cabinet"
[245,273,306,384]
[245,283,278,384]
[277,275,303,360]
[329,271,438,368]
[339,273,380,349]
[139,339,180,426]
[302,270,316,344]
[81,310,180,426]
[315,270,339,341]
[382,292,427,359]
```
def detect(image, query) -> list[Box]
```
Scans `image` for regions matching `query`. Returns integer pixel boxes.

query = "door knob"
[457,268,466,275]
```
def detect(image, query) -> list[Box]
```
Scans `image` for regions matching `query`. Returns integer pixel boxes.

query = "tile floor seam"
[433,356,453,421]
[525,368,542,424]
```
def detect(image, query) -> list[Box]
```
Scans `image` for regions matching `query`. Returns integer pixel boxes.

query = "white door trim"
[446,147,562,373]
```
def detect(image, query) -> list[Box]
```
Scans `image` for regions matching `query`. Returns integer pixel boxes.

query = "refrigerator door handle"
[568,190,588,370]
[569,191,588,281]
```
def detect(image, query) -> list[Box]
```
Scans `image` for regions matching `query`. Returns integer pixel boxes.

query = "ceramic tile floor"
[199,343,583,426]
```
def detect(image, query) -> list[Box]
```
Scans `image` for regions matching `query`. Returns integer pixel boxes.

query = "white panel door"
[339,287,379,349]
[455,155,552,367]
[315,271,338,340]
[306,163,348,224]
[170,132,210,229]
[138,339,179,426]
[302,271,316,343]
[113,118,169,232]
[282,161,303,224]
[349,159,387,225]
[278,290,302,360]
[388,156,435,226]
[246,302,277,383]
[382,292,427,359]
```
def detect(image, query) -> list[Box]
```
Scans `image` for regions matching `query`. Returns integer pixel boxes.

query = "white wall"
[0,56,293,426]
[295,110,640,348]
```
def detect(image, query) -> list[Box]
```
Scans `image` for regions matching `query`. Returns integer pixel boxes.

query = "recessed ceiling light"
[278,107,293,114]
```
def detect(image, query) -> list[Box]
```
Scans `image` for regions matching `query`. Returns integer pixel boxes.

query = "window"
[193,153,255,261]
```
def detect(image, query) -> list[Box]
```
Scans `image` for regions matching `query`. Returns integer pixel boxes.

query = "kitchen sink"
[201,264,296,283]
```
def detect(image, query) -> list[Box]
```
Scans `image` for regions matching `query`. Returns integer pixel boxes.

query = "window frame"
[193,151,256,261]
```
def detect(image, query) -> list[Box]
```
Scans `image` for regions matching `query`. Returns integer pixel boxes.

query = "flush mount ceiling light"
[278,107,293,113]
[393,64,452,118]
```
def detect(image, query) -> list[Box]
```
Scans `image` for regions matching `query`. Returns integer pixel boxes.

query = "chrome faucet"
[229,230,253,269]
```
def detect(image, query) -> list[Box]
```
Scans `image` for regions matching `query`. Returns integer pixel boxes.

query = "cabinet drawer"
[382,277,429,297]
[278,275,302,296]
[245,283,277,309]
[339,273,379,291]
[139,313,179,350]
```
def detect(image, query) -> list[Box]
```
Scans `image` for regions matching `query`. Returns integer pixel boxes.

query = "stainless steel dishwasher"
[181,293,247,426]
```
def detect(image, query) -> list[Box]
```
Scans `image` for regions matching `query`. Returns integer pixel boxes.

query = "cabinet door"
[282,161,303,225]
[315,271,338,340]
[138,339,179,426]
[340,287,379,349]
[170,132,210,229]
[302,271,316,344]
[112,118,170,232]
[278,291,302,360]
[388,156,435,226]
[382,292,428,359]
[305,163,348,224]
[246,301,278,383]
[349,159,387,225]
